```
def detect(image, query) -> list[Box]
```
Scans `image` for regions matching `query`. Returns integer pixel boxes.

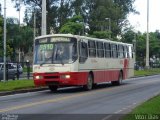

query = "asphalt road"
[0,75,160,120]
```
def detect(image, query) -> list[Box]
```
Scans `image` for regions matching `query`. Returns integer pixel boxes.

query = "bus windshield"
[34,37,77,65]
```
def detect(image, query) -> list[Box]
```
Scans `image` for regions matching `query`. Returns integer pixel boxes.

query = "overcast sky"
[1,0,160,33]
[128,0,160,32]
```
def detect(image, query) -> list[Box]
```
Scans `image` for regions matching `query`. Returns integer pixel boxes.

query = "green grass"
[0,80,35,92]
[122,95,160,120]
[134,68,160,76]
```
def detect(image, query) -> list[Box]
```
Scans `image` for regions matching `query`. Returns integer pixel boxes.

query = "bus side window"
[124,46,129,58]
[104,43,111,58]
[79,41,88,63]
[128,46,133,59]
[88,40,96,57]
[111,44,118,58]
[97,42,104,58]
[118,45,124,58]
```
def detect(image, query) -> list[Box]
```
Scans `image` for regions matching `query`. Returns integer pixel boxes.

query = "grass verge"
[122,95,160,120]
[134,68,160,76]
[0,80,35,92]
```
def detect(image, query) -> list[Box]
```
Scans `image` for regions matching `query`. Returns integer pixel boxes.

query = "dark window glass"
[97,42,104,58]
[118,45,124,58]
[104,43,111,58]
[111,44,118,58]
[88,41,96,57]
[124,46,129,58]
[79,41,88,63]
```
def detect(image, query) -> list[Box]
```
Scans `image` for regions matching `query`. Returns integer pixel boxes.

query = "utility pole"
[33,10,36,39]
[146,0,150,69]
[41,0,47,35]
[3,0,7,82]
[18,0,22,63]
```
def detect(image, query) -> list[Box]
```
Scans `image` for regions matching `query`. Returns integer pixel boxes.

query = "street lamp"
[105,18,111,38]
[105,18,111,32]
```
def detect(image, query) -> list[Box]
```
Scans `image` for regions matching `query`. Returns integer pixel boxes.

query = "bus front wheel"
[48,85,58,92]
[83,74,93,91]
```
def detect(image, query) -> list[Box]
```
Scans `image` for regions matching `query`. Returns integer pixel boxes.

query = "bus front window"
[34,39,77,65]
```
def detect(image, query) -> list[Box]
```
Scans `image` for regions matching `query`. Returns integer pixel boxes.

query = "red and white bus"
[33,34,134,91]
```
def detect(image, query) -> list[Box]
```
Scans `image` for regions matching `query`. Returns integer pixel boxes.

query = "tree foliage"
[60,15,83,35]
[122,29,160,66]
[0,16,33,61]
[11,0,137,38]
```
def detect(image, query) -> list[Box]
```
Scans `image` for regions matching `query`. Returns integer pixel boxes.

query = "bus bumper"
[33,72,88,87]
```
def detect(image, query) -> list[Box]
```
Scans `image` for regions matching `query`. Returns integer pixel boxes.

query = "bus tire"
[48,85,58,92]
[111,71,123,86]
[83,73,93,91]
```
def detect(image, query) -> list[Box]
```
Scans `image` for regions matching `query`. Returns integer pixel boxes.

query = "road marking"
[0,86,118,113]
[114,109,123,114]
[101,115,112,120]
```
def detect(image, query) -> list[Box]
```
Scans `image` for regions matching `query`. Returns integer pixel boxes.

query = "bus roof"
[35,34,132,46]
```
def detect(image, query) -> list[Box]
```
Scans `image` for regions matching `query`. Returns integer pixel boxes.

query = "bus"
[33,34,134,92]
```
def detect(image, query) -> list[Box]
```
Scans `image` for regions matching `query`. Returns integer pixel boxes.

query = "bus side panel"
[76,72,88,85]
[123,58,134,79]
[93,70,120,83]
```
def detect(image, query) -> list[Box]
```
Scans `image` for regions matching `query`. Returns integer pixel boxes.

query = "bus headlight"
[35,76,43,79]
[61,75,70,79]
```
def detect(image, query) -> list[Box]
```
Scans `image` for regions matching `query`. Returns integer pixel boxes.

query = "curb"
[0,87,48,96]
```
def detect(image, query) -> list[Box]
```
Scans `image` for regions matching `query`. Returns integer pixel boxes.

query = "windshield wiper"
[59,56,64,65]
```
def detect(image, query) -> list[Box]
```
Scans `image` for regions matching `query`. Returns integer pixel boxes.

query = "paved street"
[0,75,160,120]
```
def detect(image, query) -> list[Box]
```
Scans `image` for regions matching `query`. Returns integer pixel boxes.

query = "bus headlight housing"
[61,75,71,79]
[35,75,43,80]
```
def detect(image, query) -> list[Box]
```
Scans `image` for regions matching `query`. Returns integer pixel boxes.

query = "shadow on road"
[45,82,129,95]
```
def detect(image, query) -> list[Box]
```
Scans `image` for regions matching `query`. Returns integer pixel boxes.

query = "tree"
[12,0,72,35]
[4,17,33,61]
[11,0,137,38]
[60,15,83,35]
[91,31,111,39]
[74,0,137,38]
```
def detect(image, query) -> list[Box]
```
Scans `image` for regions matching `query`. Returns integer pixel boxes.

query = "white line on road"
[101,115,113,120]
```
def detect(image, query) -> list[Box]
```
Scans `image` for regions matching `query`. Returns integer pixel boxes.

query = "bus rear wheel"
[48,85,58,92]
[83,74,93,91]
[111,72,123,86]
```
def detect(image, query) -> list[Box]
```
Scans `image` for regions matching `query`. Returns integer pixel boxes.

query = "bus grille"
[46,81,59,85]
[44,76,59,79]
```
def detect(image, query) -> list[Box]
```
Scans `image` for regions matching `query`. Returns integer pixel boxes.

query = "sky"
[128,0,160,32]
[0,0,160,33]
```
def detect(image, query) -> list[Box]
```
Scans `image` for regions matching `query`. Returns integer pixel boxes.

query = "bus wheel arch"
[83,71,94,90]
[119,70,123,84]
[111,70,123,86]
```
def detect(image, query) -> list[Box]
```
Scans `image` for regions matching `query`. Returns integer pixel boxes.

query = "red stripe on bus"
[123,59,129,79]
[33,70,123,87]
